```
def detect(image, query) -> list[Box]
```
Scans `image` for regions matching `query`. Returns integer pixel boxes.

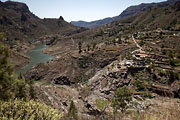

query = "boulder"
[99,60,109,68]
[53,75,71,85]
[108,72,119,79]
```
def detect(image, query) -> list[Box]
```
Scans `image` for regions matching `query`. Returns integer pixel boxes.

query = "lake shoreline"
[16,43,55,75]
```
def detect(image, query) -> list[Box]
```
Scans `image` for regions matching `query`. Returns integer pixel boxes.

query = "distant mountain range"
[71,0,179,28]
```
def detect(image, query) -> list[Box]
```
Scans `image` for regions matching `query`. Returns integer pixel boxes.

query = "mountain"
[71,0,179,28]
[123,0,180,29]
[0,1,86,43]
[71,17,114,29]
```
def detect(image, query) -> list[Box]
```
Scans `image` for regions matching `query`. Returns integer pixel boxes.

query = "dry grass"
[104,47,118,52]
[129,97,180,120]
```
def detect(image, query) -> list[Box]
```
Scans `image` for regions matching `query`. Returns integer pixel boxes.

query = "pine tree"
[29,80,36,99]
[68,100,78,120]
[0,42,15,100]
[0,33,26,101]
[87,44,90,51]
[78,42,82,54]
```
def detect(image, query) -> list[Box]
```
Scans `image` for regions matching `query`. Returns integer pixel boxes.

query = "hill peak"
[1,1,30,13]
[59,16,64,21]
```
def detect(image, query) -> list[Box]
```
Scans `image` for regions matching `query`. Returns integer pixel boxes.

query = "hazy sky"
[2,0,165,22]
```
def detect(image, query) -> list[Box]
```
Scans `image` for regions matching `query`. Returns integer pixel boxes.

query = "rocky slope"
[25,30,180,119]
[71,0,179,28]
[24,8,180,119]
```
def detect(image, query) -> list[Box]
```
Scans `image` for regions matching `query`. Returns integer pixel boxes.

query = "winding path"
[131,35,145,54]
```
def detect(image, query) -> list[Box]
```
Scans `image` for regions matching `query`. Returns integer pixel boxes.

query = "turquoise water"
[17,44,54,75]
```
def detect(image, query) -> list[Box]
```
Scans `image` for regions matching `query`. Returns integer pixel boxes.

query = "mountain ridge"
[0,1,86,43]
[71,0,179,28]
[124,0,180,29]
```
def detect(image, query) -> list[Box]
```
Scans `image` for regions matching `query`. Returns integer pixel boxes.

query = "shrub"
[168,51,174,58]
[74,73,89,83]
[167,70,179,84]
[87,44,90,51]
[139,40,145,46]
[78,57,91,69]
[112,86,132,113]
[133,80,146,91]
[78,42,82,54]
[0,99,64,120]
[96,99,110,113]
[29,80,37,99]
[169,59,176,66]
[147,64,155,73]
[141,92,153,99]
[177,50,180,59]
[68,100,78,120]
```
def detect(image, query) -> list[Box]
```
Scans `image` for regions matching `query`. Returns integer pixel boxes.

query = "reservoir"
[17,43,54,75]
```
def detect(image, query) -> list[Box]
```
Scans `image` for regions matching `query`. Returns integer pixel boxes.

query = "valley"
[0,0,180,120]
[28,26,180,119]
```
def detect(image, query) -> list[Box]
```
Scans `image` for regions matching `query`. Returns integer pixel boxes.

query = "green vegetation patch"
[0,42,26,101]
[132,80,146,92]
[67,100,78,120]
[78,56,92,69]
[0,99,64,120]
[74,73,89,83]
[112,86,133,113]
[96,99,110,112]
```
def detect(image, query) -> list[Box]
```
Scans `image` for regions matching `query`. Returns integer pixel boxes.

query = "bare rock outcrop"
[53,75,72,85]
